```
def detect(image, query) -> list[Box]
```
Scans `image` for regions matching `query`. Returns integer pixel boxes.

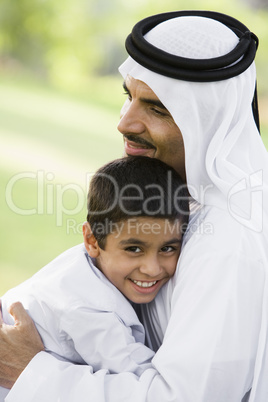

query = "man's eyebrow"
[123,81,167,111]
[141,97,167,111]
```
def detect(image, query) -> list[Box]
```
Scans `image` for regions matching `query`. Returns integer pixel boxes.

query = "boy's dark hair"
[87,156,189,249]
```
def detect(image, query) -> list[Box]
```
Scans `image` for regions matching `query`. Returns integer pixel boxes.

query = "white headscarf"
[119,16,268,232]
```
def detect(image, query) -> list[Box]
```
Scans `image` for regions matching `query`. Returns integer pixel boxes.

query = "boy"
[0,156,188,399]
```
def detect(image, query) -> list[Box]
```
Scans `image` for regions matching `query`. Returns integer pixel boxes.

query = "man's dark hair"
[87,156,189,249]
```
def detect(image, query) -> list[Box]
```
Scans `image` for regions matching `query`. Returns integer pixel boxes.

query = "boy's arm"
[0,303,158,402]
[0,301,44,389]
[0,302,154,388]
[59,305,154,375]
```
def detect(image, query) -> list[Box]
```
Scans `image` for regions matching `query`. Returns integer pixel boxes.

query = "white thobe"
[0,244,154,401]
[114,19,268,400]
[4,203,266,402]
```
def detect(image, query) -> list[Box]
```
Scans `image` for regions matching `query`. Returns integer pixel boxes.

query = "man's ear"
[83,222,100,258]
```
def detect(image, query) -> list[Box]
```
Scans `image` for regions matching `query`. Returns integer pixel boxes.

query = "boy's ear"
[83,222,100,258]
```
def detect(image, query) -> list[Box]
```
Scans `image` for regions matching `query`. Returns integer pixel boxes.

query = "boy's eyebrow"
[119,238,149,247]
[123,81,168,111]
[119,238,182,247]
[164,238,182,245]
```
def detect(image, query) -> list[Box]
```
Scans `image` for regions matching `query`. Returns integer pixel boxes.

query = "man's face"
[95,217,182,304]
[117,75,186,181]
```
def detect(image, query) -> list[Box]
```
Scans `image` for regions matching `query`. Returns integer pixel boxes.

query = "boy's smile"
[84,217,183,304]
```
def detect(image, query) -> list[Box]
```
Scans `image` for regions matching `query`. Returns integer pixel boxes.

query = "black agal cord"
[125,10,260,131]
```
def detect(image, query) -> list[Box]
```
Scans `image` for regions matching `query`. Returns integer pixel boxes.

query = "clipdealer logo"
[5,170,189,230]
[227,170,263,232]
[6,169,263,234]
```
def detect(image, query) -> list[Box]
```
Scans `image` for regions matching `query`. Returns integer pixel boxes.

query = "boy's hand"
[0,301,44,389]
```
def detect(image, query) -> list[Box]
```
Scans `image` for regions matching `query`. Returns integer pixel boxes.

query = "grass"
[1,76,268,295]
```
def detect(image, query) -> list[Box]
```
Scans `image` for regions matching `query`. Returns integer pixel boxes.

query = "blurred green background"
[1,0,268,294]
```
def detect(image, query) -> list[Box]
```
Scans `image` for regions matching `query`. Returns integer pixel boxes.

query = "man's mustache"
[123,135,156,150]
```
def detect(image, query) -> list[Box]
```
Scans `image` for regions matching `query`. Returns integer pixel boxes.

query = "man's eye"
[125,246,141,253]
[123,91,132,101]
[151,107,166,116]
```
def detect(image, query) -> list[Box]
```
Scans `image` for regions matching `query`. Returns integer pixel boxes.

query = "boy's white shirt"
[0,244,154,401]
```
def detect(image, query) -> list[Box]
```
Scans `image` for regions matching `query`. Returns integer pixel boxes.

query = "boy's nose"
[139,256,163,278]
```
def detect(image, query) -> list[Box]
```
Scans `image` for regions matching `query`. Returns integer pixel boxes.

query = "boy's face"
[84,217,182,304]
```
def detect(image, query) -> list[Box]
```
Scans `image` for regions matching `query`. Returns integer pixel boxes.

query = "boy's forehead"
[108,217,183,242]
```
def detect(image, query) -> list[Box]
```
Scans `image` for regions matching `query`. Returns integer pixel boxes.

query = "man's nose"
[117,100,145,135]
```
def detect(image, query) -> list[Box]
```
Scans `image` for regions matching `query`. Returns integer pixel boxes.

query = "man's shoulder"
[184,204,259,257]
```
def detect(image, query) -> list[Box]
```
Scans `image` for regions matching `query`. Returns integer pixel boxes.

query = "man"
[1,10,268,402]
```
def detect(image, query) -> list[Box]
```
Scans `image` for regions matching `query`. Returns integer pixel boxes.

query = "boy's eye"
[125,246,141,253]
[161,245,176,253]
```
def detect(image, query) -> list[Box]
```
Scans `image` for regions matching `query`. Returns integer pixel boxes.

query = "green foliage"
[0,0,267,92]
[0,0,54,74]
